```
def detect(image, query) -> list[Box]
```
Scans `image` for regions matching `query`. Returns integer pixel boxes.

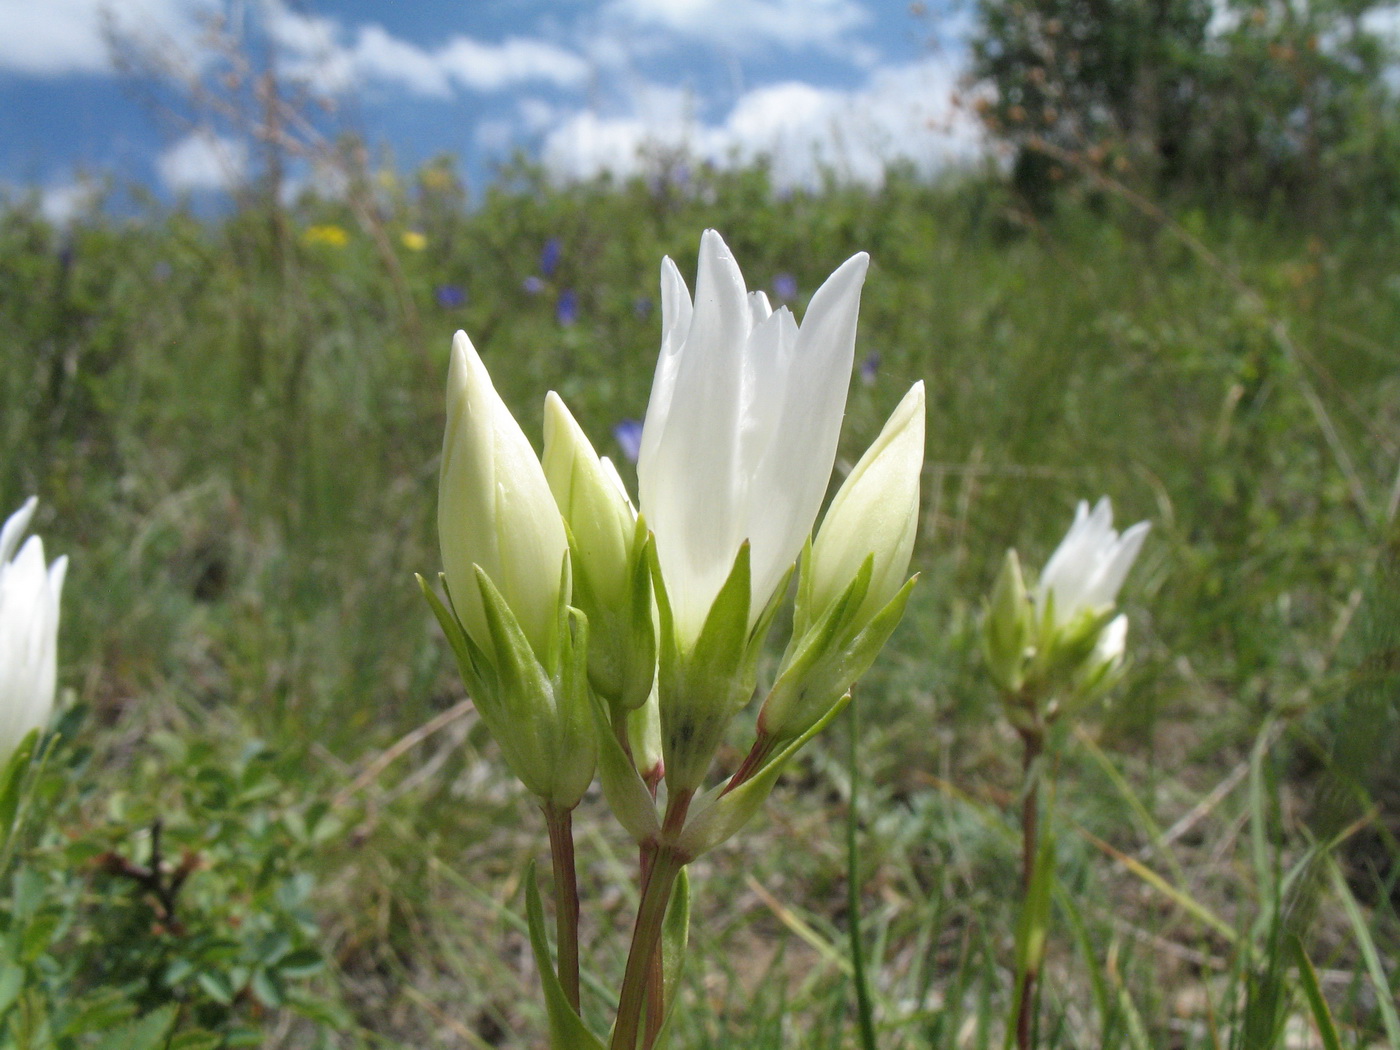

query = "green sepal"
[621,518,659,713]
[475,566,563,799]
[657,543,753,794]
[524,861,607,1050]
[0,729,41,861]
[790,537,818,639]
[649,867,692,1050]
[675,693,851,858]
[982,549,1032,694]
[417,573,495,701]
[563,515,656,714]
[590,695,661,845]
[759,569,917,745]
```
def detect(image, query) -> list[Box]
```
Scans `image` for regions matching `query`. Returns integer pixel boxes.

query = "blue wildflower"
[523,275,546,295]
[436,284,467,309]
[540,237,562,278]
[556,289,578,325]
[772,273,798,301]
[860,351,881,386]
[612,419,644,464]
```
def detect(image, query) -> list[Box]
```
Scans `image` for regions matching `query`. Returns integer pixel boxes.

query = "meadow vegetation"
[0,153,1397,1047]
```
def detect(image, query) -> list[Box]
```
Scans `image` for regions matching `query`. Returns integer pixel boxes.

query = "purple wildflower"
[859,351,881,386]
[613,419,644,464]
[435,284,467,309]
[772,273,798,301]
[634,296,653,319]
[556,289,578,325]
[523,275,546,295]
[540,237,562,278]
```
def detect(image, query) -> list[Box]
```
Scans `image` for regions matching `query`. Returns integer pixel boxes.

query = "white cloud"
[156,132,249,193]
[541,57,985,189]
[438,36,589,92]
[40,179,102,223]
[607,0,871,52]
[0,0,208,76]
[267,3,588,99]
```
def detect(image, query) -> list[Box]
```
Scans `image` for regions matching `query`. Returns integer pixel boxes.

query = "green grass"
[1,159,1397,1047]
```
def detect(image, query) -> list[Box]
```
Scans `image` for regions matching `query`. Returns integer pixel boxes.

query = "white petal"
[637,257,692,482]
[745,252,868,605]
[0,497,36,567]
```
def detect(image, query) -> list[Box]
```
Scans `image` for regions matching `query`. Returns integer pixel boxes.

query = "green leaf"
[1327,857,1400,1047]
[1290,934,1342,1050]
[523,861,608,1050]
[89,1005,178,1050]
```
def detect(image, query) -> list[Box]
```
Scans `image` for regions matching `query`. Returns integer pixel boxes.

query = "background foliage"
[1,48,1399,1042]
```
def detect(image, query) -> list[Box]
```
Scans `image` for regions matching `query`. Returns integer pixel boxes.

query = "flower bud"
[439,331,568,657]
[806,382,924,631]
[983,548,1032,694]
[543,392,634,609]
[542,392,656,711]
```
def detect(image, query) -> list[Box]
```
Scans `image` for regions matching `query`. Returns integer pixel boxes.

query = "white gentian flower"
[0,498,67,764]
[438,331,569,657]
[638,230,869,645]
[1037,498,1149,628]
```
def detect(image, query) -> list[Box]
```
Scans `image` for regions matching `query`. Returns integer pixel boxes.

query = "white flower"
[637,229,868,645]
[438,331,569,656]
[0,498,67,764]
[1037,498,1149,628]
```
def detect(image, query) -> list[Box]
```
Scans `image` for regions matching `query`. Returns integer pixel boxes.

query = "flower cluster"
[983,497,1149,728]
[427,230,925,849]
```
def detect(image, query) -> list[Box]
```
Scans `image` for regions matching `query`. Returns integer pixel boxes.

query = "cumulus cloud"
[541,57,985,189]
[266,3,588,99]
[606,0,870,53]
[0,0,208,76]
[156,132,249,193]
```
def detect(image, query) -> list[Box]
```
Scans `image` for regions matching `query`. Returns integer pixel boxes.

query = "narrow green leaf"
[1290,935,1342,1050]
[524,861,608,1050]
[1327,857,1400,1046]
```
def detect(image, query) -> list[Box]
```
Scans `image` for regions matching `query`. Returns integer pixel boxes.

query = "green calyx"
[759,546,917,746]
[417,559,597,811]
[651,541,789,796]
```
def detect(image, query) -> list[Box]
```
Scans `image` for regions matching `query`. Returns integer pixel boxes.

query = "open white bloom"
[0,498,67,764]
[638,229,869,645]
[1037,498,1149,628]
[438,331,569,657]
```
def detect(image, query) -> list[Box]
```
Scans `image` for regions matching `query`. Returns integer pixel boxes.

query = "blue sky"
[0,0,982,219]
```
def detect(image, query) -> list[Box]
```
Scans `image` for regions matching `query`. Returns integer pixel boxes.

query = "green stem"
[611,847,685,1050]
[1015,728,1044,1050]
[846,698,879,1050]
[544,804,581,1013]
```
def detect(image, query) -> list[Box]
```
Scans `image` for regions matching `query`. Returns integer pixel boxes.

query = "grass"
[1,158,1397,1047]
